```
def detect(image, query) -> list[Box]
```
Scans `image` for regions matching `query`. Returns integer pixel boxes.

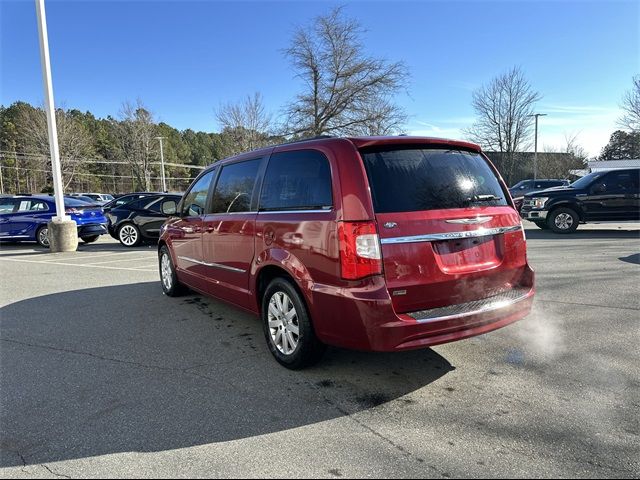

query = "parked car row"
[0,192,183,248]
[519,168,640,232]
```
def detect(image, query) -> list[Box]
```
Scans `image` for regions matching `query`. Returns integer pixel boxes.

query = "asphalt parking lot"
[0,223,638,479]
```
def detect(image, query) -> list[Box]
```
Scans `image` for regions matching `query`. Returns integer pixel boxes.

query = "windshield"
[570,172,606,189]
[361,148,508,213]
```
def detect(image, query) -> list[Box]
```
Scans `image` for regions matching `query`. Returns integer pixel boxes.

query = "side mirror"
[162,201,177,216]
[592,183,607,194]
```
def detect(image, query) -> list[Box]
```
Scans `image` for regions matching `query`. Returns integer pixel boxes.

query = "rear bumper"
[309,267,534,352]
[77,224,108,237]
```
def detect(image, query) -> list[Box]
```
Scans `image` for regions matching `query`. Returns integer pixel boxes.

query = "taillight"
[338,221,382,280]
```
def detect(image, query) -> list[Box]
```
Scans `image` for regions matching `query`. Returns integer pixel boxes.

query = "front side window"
[0,199,17,214]
[210,159,261,214]
[182,170,216,217]
[259,150,333,211]
[361,148,508,213]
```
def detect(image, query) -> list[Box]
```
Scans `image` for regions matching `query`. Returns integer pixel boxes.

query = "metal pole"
[35,0,68,221]
[533,116,538,181]
[155,136,167,192]
[0,160,4,194]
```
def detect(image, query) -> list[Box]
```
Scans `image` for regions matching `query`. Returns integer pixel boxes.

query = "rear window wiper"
[466,194,502,202]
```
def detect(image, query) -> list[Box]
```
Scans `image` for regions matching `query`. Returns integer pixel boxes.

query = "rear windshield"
[361,148,508,213]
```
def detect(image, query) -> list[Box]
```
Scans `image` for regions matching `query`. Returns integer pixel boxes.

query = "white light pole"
[35,0,77,251]
[528,113,547,180]
[155,136,167,192]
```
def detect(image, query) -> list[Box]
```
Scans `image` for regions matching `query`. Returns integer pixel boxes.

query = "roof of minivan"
[205,135,483,171]
[346,136,481,152]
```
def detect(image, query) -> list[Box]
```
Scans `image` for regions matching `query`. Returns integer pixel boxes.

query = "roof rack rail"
[282,135,334,145]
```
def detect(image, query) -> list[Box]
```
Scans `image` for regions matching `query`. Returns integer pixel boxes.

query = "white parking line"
[0,257,157,272]
[37,251,148,263]
[85,256,157,265]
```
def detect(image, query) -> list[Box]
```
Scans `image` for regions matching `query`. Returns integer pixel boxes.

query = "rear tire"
[81,235,100,243]
[547,207,579,234]
[117,223,141,247]
[159,245,187,296]
[36,225,50,248]
[262,277,326,370]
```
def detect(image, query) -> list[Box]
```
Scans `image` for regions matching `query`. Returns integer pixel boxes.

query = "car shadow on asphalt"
[525,228,640,240]
[0,282,453,467]
[619,253,640,265]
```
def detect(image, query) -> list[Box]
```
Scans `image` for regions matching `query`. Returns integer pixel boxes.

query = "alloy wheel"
[267,291,300,356]
[119,225,138,246]
[160,252,173,291]
[38,227,50,247]
[554,213,574,230]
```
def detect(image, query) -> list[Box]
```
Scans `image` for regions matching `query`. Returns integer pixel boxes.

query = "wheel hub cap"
[267,291,299,356]
[555,213,573,230]
[120,226,137,245]
[161,253,172,290]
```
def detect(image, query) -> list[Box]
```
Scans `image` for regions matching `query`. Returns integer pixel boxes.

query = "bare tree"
[283,7,409,137]
[465,67,541,182]
[619,75,640,131]
[537,133,588,179]
[111,100,157,191]
[16,103,92,189]
[216,92,273,156]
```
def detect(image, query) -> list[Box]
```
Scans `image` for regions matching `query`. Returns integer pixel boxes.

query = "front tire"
[81,235,100,243]
[547,207,579,233]
[159,245,187,296]
[36,225,50,248]
[117,223,141,247]
[262,277,326,370]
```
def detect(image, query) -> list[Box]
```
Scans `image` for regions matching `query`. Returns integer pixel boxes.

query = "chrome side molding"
[178,256,246,273]
[380,225,522,245]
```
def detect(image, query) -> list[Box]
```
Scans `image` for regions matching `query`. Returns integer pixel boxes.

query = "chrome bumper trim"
[380,225,521,245]
[521,210,548,220]
[407,287,532,323]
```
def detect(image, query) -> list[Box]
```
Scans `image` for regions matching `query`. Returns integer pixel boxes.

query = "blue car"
[0,195,109,247]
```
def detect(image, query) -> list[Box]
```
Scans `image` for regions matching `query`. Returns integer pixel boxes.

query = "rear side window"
[361,148,508,213]
[183,170,216,217]
[604,170,640,193]
[259,150,333,211]
[210,159,261,214]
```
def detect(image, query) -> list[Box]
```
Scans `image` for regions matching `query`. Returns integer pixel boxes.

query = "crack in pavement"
[40,464,72,479]
[304,381,450,478]
[0,337,261,379]
[536,298,640,311]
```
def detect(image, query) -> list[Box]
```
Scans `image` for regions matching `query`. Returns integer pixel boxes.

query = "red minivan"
[159,136,534,369]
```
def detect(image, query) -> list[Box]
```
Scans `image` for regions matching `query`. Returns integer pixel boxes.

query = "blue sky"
[1,0,638,156]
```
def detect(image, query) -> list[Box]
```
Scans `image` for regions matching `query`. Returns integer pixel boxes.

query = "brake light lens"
[338,222,382,280]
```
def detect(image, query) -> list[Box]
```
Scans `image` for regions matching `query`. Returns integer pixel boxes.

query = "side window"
[182,170,216,217]
[16,200,34,213]
[145,198,163,213]
[605,171,640,193]
[0,199,16,214]
[210,159,261,214]
[30,201,48,211]
[259,150,333,211]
